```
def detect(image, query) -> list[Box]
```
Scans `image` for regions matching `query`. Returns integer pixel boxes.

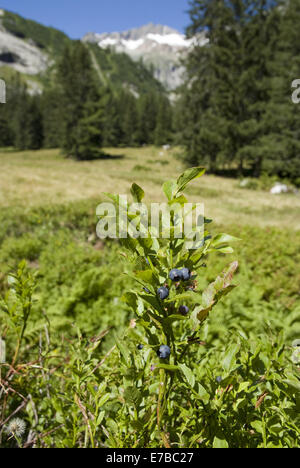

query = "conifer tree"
[42,86,63,148]
[120,92,139,146]
[56,41,104,160]
[180,0,238,170]
[13,91,43,150]
[262,0,300,183]
[154,96,173,146]
[181,0,281,175]
[101,87,123,147]
[136,92,159,145]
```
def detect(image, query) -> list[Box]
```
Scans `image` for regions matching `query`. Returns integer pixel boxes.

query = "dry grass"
[1,146,300,229]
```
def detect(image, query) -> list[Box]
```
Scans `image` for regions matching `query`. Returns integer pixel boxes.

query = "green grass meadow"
[0,147,299,448]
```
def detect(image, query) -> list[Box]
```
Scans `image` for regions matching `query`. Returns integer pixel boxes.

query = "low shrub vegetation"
[0,169,299,448]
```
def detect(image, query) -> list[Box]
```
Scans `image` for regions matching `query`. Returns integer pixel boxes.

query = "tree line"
[1,1,300,184]
[177,0,300,185]
[0,41,174,160]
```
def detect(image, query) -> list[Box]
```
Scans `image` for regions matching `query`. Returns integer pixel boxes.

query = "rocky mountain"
[0,9,164,96]
[83,23,206,91]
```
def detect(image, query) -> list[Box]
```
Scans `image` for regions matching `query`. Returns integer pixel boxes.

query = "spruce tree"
[154,96,173,146]
[181,0,281,175]
[56,41,104,160]
[263,0,300,184]
[13,90,43,150]
[180,0,238,170]
[120,92,139,147]
[136,92,159,145]
[42,86,63,148]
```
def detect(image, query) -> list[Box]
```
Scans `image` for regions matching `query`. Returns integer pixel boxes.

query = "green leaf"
[211,233,241,247]
[98,394,111,407]
[154,364,179,371]
[96,411,105,425]
[114,332,131,367]
[250,420,264,434]
[165,290,202,304]
[163,180,177,201]
[282,378,300,393]
[122,291,138,308]
[178,363,195,388]
[103,192,119,204]
[124,386,142,407]
[147,310,164,329]
[215,246,234,254]
[169,194,188,207]
[213,436,229,448]
[130,183,145,202]
[163,314,187,326]
[237,381,250,393]
[194,261,239,323]
[222,343,240,372]
[196,382,210,402]
[142,296,164,315]
[175,167,206,194]
[135,269,156,284]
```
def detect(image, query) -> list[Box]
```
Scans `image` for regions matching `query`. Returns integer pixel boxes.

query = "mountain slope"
[83,23,206,90]
[0,9,164,96]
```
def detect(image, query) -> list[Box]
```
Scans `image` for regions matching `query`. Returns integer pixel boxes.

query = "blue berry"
[157,345,171,359]
[157,286,169,300]
[169,269,182,282]
[143,287,150,294]
[137,344,144,350]
[181,268,191,281]
[179,305,189,316]
[216,376,222,383]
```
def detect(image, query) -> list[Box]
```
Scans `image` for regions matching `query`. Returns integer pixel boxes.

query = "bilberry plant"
[102,167,241,442]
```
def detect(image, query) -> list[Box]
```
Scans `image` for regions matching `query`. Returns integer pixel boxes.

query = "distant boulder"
[270,183,289,194]
[239,178,249,188]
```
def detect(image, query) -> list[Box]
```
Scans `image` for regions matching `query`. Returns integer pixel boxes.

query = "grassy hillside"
[2,10,71,57]
[0,146,299,229]
[88,43,164,94]
[0,10,165,95]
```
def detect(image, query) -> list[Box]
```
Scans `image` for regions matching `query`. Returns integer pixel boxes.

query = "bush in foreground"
[0,169,299,448]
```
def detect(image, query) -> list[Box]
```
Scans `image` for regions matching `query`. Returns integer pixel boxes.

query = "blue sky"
[0,0,191,38]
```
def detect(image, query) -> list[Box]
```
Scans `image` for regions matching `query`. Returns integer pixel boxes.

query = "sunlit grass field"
[1,146,300,229]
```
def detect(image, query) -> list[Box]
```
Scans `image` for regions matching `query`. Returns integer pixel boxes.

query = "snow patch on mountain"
[83,23,204,90]
[99,37,118,47]
[146,33,193,48]
[121,38,145,50]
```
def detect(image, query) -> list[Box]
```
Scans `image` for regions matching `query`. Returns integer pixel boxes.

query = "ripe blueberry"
[137,344,144,350]
[181,268,191,281]
[157,345,171,359]
[179,305,189,316]
[169,269,182,282]
[157,286,169,300]
[143,287,150,294]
